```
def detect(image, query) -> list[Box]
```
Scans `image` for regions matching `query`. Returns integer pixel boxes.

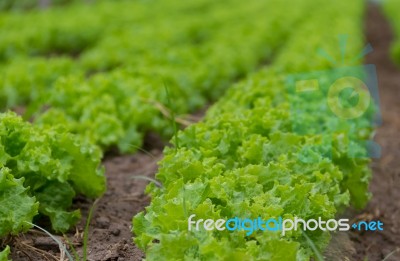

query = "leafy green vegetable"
[0,246,10,261]
[0,111,105,232]
[133,0,374,260]
[0,167,38,237]
[1,0,306,153]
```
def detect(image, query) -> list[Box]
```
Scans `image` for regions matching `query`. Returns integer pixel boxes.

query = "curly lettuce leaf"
[0,167,38,237]
[34,181,81,232]
[0,246,10,261]
[0,112,105,232]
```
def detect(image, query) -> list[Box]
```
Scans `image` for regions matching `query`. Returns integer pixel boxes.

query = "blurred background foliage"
[0,0,89,11]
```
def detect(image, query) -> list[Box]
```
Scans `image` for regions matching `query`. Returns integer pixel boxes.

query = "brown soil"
[326,3,400,261]
[347,3,400,261]
[8,3,400,261]
[10,148,161,261]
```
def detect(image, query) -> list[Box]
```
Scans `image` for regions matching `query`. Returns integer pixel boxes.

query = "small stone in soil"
[111,228,121,236]
[96,216,111,228]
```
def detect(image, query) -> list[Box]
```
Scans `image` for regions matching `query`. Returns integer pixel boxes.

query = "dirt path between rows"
[346,4,400,261]
[327,3,400,261]
[11,144,161,260]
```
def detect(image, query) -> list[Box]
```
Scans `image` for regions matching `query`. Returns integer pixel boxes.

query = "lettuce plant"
[0,112,106,234]
[2,0,307,154]
[133,0,375,260]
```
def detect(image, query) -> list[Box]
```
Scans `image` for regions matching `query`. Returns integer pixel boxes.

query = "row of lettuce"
[132,0,378,260]
[384,0,400,64]
[0,0,309,259]
[1,0,303,153]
